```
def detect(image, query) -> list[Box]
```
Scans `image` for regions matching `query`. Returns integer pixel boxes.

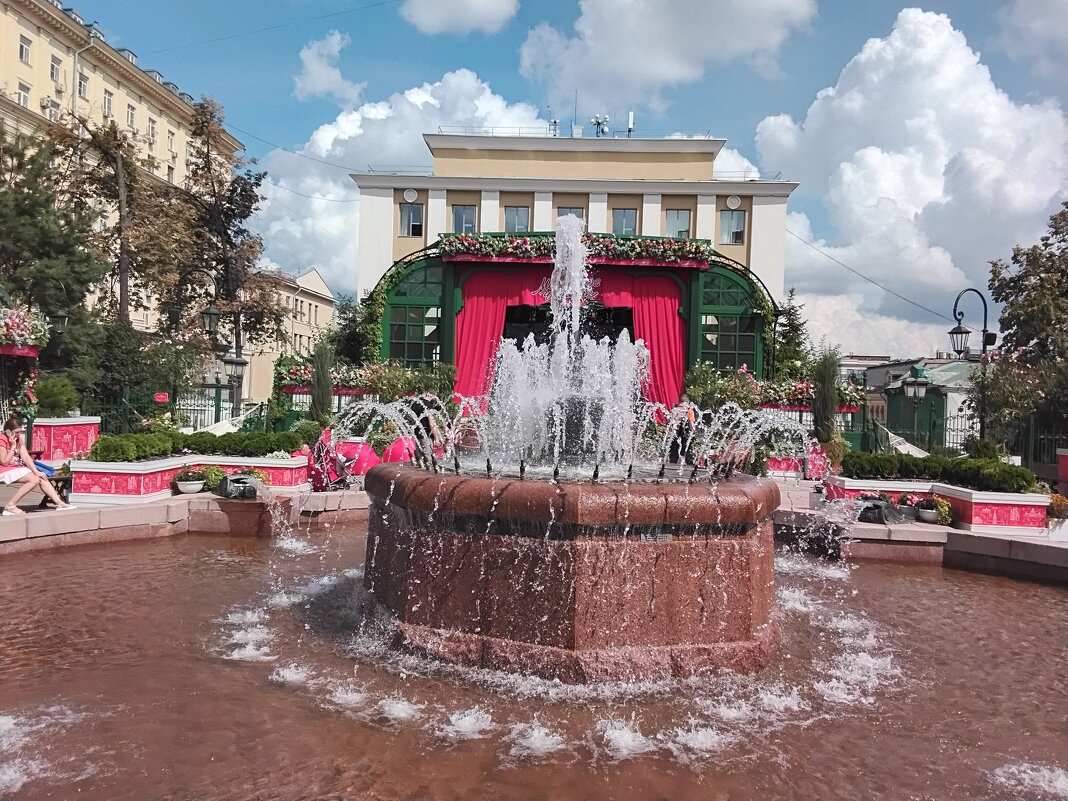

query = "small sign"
[153,391,170,403]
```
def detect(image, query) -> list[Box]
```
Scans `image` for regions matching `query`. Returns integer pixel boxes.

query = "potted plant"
[915,495,951,525]
[894,492,925,521]
[1047,493,1068,541]
[174,467,207,494]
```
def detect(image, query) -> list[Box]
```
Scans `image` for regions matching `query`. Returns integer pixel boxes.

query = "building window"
[16,84,30,108]
[399,203,423,237]
[611,208,637,236]
[452,204,477,233]
[77,73,87,98]
[50,56,62,83]
[147,118,157,146]
[699,314,757,372]
[167,130,175,152]
[504,206,530,233]
[103,90,113,118]
[166,165,175,183]
[557,207,584,220]
[389,306,441,366]
[719,210,746,245]
[665,209,691,239]
[126,104,136,129]
[18,36,31,64]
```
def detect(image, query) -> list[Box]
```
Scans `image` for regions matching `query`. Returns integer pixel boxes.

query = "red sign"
[153,392,170,403]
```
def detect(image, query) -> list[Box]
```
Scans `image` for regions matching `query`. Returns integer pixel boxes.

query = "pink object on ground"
[381,437,418,464]
[349,442,381,475]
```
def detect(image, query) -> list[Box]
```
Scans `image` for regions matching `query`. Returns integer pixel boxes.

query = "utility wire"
[785,228,955,323]
[142,0,401,55]
[262,177,359,202]
[227,122,365,173]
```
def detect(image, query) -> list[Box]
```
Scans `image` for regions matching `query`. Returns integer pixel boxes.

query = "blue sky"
[76,0,1067,356]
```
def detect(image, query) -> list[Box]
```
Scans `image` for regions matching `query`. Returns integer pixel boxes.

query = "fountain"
[355,215,784,683]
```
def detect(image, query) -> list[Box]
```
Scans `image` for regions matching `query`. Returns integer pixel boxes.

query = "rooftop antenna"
[547,105,558,137]
[627,110,635,138]
[572,91,578,137]
[591,114,610,137]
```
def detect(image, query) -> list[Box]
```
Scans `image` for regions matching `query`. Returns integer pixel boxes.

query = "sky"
[77,0,1068,358]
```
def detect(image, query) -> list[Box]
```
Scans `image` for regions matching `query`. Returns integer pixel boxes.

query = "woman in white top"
[0,416,74,515]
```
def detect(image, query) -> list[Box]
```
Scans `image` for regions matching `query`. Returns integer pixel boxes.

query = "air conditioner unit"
[39,97,52,110]
[53,81,65,96]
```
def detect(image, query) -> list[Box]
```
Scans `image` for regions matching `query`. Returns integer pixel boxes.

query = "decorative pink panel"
[33,420,100,461]
[804,443,828,480]
[969,501,1048,528]
[71,460,308,496]
[766,456,804,473]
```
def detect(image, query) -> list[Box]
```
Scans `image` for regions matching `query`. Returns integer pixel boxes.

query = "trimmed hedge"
[88,431,302,463]
[840,452,1039,494]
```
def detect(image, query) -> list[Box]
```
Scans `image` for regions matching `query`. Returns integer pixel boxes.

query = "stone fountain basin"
[364,464,781,683]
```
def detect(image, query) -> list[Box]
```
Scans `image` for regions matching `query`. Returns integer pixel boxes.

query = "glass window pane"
[504,206,530,233]
[665,209,690,239]
[612,208,637,235]
[390,307,407,322]
[390,324,405,341]
[452,205,476,233]
[719,210,746,245]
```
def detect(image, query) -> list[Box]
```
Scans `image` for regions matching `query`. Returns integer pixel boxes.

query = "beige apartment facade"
[0,0,241,184]
[353,133,797,301]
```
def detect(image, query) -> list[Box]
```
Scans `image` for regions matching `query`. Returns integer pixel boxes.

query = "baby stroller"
[310,428,360,492]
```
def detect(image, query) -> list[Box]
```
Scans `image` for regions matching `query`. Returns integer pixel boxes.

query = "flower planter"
[175,480,205,494]
[825,476,1051,536]
[916,509,938,523]
[69,455,311,505]
[0,343,40,357]
[29,417,101,461]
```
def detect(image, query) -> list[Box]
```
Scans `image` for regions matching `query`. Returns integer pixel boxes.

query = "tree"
[981,201,1068,431]
[773,288,813,381]
[46,116,195,322]
[167,98,285,351]
[309,340,335,423]
[328,294,367,363]
[810,349,840,444]
[0,130,106,318]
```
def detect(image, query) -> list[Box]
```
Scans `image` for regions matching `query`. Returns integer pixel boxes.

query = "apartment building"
[351,130,797,403]
[0,0,241,185]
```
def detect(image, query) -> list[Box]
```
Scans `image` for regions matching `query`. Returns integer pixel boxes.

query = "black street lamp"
[902,366,929,439]
[49,310,68,335]
[201,304,221,335]
[948,288,996,440]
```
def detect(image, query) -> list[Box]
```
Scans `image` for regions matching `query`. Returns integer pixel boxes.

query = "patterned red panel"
[34,421,100,461]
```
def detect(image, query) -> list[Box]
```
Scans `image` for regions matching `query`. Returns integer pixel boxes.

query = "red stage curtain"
[453,267,548,398]
[453,266,684,407]
[594,271,684,408]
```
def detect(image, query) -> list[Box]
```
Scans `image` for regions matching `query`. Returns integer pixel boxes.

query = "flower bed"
[69,455,310,505]
[31,417,100,461]
[0,306,50,350]
[825,476,1051,535]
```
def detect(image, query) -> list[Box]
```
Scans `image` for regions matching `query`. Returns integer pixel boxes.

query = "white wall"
[587,193,609,234]
[641,194,661,236]
[533,192,553,230]
[749,195,788,302]
[695,194,717,240]
[479,190,499,232]
[357,187,394,296]
[426,189,447,242]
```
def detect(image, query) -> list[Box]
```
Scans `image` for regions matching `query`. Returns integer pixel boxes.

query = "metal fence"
[882,413,978,454]
[82,385,236,434]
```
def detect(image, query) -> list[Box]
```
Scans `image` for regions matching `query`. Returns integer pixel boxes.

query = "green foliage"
[175,467,206,482]
[310,340,335,424]
[87,430,300,462]
[962,435,1001,460]
[0,130,106,317]
[773,288,813,381]
[328,293,368,364]
[290,418,323,446]
[982,201,1068,434]
[366,420,398,456]
[810,349,840,444]
[199,465,226,490]
[34,374,81,417]
[840,452,1038,493]
[683,362,761,408]
[915,495,953,525]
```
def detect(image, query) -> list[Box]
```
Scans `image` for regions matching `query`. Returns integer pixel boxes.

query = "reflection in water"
[0,524,1065,800]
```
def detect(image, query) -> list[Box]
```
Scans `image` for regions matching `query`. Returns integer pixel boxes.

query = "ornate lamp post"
[948,288,996,440]
[902,366,929,442]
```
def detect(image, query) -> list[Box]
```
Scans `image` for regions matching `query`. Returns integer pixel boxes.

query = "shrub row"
[88,430,302,463]
[839,452,1039,494]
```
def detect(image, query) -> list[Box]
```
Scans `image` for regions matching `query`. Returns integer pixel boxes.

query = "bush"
[839,451,1038,493]
[290,418,323,446]
[35,375,81,417]
[962,435,1000,460]
[89,436,136,462]
[86,430,305,462]
[200,465,226,490]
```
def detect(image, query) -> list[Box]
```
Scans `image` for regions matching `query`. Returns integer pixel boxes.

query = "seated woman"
[0,416,75,515]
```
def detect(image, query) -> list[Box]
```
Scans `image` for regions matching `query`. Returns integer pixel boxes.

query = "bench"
[38,475,72,508]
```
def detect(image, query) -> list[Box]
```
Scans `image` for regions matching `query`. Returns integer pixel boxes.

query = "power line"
[262,177,358,202]
[785,229,955,323]
[142,0,401,55]
[227,122,364,173]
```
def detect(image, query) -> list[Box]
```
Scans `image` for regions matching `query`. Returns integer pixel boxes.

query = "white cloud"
[796,292,951,359]
[400,0,519,35]
[756,9,1067,342]
[997,0,1068,74]
[293,31,365,107]
[520,0,816,111]
[253,69,544,295]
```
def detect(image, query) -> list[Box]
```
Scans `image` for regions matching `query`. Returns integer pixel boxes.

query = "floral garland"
[438,232,717,263]
[0,307,50,347]
[759,377,865,407]
[8,367,39,419]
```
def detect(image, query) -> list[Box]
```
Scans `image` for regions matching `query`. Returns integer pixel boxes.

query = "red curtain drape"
[452,266,684,406]
[453,267,549,398]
